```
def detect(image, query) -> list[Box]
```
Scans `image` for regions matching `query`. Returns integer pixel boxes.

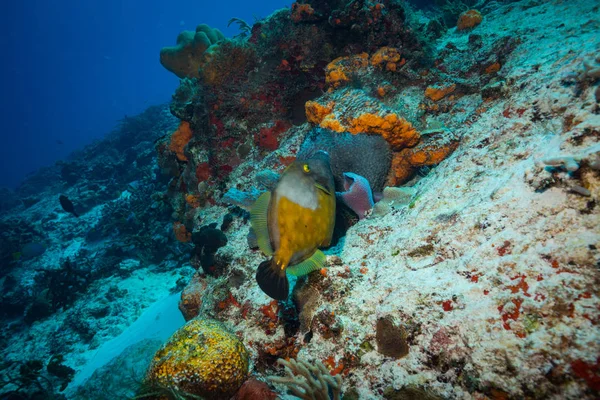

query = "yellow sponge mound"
[146,317,249,398]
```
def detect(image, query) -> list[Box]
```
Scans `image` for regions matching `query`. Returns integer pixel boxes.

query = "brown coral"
[179,272,208,321]
[146,317,249,399]
[457,10,482,31]
[168,121,193,162]
[376,316,409,359]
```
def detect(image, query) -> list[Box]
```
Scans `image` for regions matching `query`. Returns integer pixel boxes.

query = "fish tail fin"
[256,259,289,300]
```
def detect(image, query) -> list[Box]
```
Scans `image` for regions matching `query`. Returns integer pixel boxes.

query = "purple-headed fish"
[251,151,336,300]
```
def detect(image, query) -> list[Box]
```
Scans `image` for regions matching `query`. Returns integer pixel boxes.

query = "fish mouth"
[314,182,332,195]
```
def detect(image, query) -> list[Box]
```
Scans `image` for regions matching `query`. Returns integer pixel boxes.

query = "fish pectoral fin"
[287,250,327,276]
[256,259,289,300]
[250,192,274,256]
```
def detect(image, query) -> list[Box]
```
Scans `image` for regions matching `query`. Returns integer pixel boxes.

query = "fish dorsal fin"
[287,250,327,276]
[250,191,273,256]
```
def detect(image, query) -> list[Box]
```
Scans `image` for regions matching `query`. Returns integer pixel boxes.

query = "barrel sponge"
[298,127,391,192]
[160,24,225,79]
[146,317,249,398]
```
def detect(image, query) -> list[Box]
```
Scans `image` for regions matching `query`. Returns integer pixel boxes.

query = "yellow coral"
[348,113,420,150]
[169,121,193,162]
[305,100,335,124]
[147,317,249,398]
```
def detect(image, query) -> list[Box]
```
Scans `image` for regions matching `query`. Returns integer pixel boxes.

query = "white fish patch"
[276,178,319,210]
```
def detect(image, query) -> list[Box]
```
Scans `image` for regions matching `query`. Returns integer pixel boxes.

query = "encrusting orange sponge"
[370,47,405,72]
[388,140,459,185]
[325,53,369,88]
[348,113,420,150]
[169,121,193,162]
[305,101,335,124]
[424,84,456,101]
[457,10,482,31]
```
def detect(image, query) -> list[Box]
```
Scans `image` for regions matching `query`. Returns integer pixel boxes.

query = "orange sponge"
[348,113,420,150]
[370,47,405,72]
[424,84,456,101]
[388,140,459,185]
[457,10,482,31]
[325,53,369,88]
[305,101,335,124]
[169,121,193,162]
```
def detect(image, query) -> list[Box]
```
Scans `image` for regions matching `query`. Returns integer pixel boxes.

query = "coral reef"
[2,1,600,400]
[145,317,249,398]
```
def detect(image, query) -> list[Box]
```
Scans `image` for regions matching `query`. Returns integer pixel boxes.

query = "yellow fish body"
[251,151,336,300]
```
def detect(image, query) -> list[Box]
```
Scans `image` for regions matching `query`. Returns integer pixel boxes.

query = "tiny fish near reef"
[59,195,79,217]
[251,151,336,300]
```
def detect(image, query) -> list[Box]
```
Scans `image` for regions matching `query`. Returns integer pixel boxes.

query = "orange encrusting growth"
[485,62,501,74]
[305,102,420,150]
[173,221,191,242]
[169,121,193,161]
[370,47,405,72]
[425,84,456,101]
[185,194,202,208]
[325,53,369,88]
[388,140,459,185]
[457,9,483,31]
[348,113,420,150]
[305,101,335,124]
[290,2,316,23]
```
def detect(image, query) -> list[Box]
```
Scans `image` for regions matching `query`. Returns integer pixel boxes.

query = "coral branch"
[269,358,342,400]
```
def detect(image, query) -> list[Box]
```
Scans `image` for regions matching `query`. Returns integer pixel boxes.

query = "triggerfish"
[251,151,336,300]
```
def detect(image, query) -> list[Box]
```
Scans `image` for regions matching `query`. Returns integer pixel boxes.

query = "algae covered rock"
[146,317,249,399]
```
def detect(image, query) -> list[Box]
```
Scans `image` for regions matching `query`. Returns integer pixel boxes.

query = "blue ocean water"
[0,0,290,189]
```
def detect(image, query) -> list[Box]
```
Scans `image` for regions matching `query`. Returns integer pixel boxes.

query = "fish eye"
[303,164,310,173]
